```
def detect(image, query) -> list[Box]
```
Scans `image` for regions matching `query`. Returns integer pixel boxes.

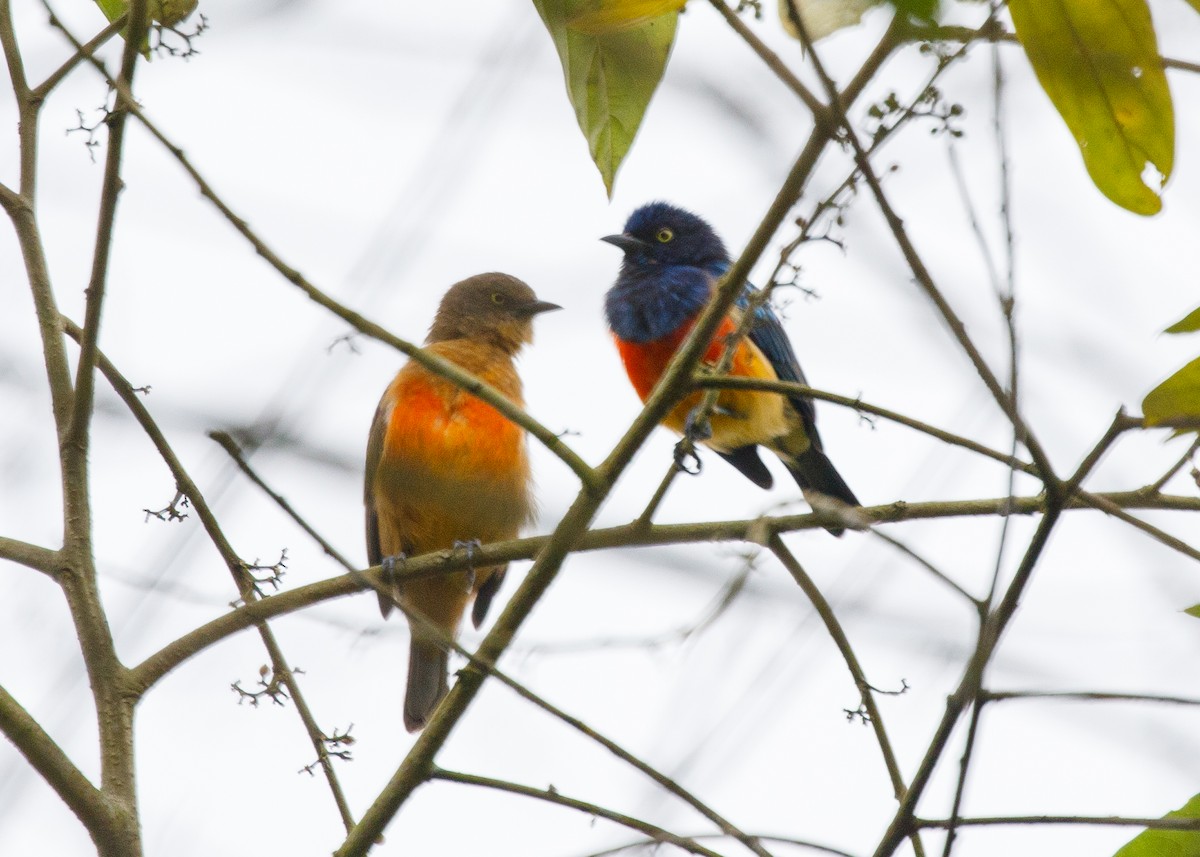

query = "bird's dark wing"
[712,261,821,447]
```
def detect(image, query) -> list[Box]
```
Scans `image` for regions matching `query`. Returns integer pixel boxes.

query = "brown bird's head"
[426,272,561,352]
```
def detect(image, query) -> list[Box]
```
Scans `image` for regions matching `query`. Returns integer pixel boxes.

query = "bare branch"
[34,15,125,98]
[983,690,1200,707]
[918,814,1200,831]
[208,431,356,569]
[431,769,727,857]
[0,683,109,839]
[0,537,59,576]
[695,376,1036,475]
[61,0,147,526]
[129,487,1200,695]
[578,834,858,857]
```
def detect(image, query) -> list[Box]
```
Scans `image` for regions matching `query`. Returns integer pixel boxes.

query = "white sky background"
[2,0,1200,855]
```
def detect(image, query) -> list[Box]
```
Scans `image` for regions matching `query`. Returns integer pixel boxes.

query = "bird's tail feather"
[785,447,860,537]
[404,639,449,733]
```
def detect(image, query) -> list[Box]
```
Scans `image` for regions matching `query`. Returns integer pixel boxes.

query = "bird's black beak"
[601,233,651,254]
[523,299,562,316]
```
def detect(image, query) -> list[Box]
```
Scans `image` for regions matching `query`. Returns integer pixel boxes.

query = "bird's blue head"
[602,202,730,343]
[602,202,730,270]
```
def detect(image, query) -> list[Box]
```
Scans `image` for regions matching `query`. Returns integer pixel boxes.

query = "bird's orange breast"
[615,314,787,450]
[380,373,526,479]
[616,314,741,400]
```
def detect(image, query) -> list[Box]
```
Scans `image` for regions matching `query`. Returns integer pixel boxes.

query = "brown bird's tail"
[404,639,449,733]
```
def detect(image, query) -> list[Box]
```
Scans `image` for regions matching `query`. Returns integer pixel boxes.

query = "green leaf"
[568,0,686,35]
[1166,306,1200,334]
[1184,0,1200,17]
[1184,604,1200,619]
[533,0,679,196]
[1008,0,1175,215]
[1143,356,1200,427]
[1113,793,1200,856]
[93,0,198,58]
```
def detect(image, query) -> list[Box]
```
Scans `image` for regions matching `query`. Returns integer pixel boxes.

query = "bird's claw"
[673,439,703,476]
[381,552,407,602]
[683,408,713,443]
[453,539,482,591]
[381,552,407,579]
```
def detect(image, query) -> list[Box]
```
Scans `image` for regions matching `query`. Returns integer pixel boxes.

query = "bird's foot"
[453,539,482,591]
[683,407,713,443]
[673,439,703,476]
[380,552,407,604]
[382,552,407,579]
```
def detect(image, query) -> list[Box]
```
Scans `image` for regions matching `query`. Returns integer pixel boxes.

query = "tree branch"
[34,14,124,98]
[0,536,59,576]
[982,689,1200,707]
[0,682,110,840]
[430,768,727,857]
[128,488,1200,697]
[695,376,1035,474]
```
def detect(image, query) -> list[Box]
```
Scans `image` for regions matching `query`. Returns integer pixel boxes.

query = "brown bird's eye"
[491,293,506,305]
[656,228,673,243]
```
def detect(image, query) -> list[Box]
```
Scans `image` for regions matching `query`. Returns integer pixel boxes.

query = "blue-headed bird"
[602,202,859,531]
[365,273,560,731]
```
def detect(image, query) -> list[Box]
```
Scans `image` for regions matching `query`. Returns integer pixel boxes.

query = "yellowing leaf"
[1112,793,1200,856]
[1185,0,1200,16]
[569,0,686,35]
[778,0,881,41]
[533,0,678,196]
[1166,306,1200,334]
[1143,356,1200,427]
[1008,0,1174,215]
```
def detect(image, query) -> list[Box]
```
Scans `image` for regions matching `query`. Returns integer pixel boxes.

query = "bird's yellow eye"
[656,228,673,243]
[491,293,506,305]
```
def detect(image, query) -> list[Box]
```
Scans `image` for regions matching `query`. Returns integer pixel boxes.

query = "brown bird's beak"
[523,299,562,316]
[601,233,651,254]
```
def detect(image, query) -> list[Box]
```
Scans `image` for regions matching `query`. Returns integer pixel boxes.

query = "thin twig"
[431,769,727,857]
[208,431,356,569]
[870,531,982,608]
[695,376,1035,474]
[33,15,125,98]
[1143,436,1200,495]
[982,690,1200,706]
[576,833,858,857]
[918,814,1200,831]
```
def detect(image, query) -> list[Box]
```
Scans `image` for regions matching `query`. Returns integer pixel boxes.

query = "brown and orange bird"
[364,273,560,732]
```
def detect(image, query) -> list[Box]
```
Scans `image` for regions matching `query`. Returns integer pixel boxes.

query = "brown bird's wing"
[365,393,406,617]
